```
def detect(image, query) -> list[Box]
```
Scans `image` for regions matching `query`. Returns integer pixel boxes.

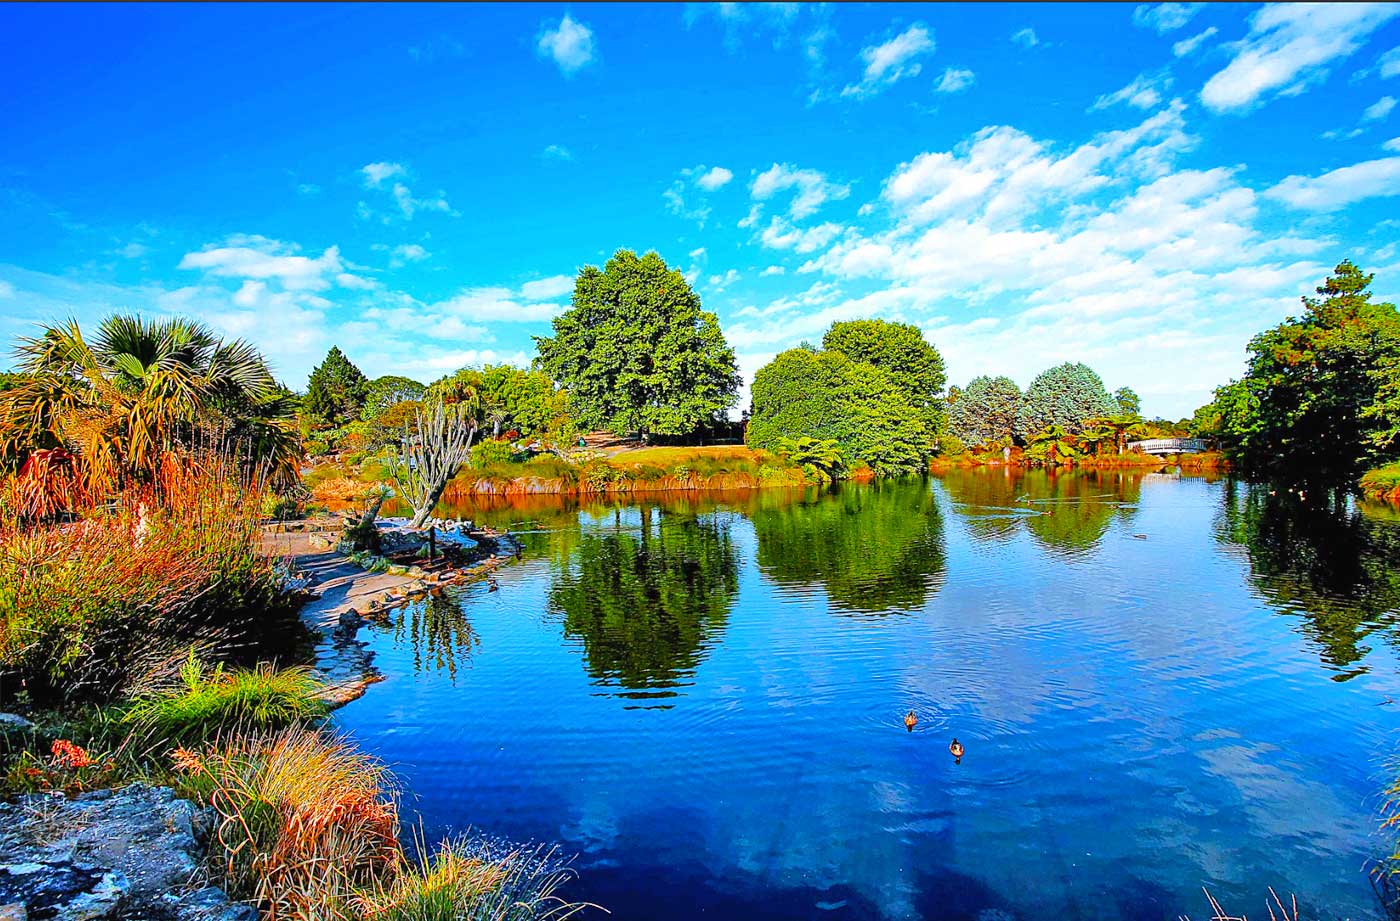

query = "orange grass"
[0,454,293,705]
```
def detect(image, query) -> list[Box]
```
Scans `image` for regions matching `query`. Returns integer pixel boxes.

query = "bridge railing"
[1127,437,1208,456]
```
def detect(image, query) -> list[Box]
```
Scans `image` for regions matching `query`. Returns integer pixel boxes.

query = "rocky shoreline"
[0,520,522,919]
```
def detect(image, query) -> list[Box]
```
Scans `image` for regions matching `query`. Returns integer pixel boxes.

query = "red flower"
[51,739,94,770]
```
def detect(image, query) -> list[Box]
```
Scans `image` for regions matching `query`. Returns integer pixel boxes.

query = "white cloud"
[1365,95,1398,122]
[1091,72,1173,111]
[1382,46,1400,78]
[390,244,430,268]
[297,183,321,196]
[1201,4,1400,113]
[1011,28,1039,49]
[751,163,851,219]
[178,236,355,291]
[114,242,150,259]
[761,265,786,276]
[759,217,844,253]
[360,162,406,188]
[841,24,934,98]
[1266,156,1400,210]
[520,275,574,300]
[708,269,741,290]
[357,163,457,221]
[429,286,562,323]
[0,280,14,299]
[1173,26,1217,57]
[935,67,976,94]
[725,105,1339,417]
[665,164,736,225]
[537,14,595,75]
[542,144,573,161]
[1132,3,1204,34]
[1385,137,1400,152]
[696,166,734,190]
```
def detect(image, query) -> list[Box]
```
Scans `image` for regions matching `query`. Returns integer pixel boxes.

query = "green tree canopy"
[1215,260,1400,481]
[362,375,425,422]
[429,364,569,438]
[534,249,740,439]
[1014,361,1116,440]
[746,347,930,476]
[949,375,1022,447]
[304,346,369,427]
[1113,386,1141,416]
[822,319,947,434]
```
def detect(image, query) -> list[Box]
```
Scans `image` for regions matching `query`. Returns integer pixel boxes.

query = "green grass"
[124,653,328,745]
[1361,461,1400,501]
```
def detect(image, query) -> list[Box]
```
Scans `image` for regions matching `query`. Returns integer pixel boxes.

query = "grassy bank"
[930,450,1229,473]
[311,444,810,504]
[1361,461,1400,503]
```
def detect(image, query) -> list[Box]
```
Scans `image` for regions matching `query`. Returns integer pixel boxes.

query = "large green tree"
[304,346,369,427]
[948,375,1022,447]
[361,375,424,422]
[821,319,947,434]
[1014,361,1116,440]
[746,347,929,476]
[534,250,740,439]
[1221,260,1400,481]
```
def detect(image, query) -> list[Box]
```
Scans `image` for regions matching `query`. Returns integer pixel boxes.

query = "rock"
[0,902,25,920]
[0,784,244,920]
[0,862,125,920]
[164,885,258,921]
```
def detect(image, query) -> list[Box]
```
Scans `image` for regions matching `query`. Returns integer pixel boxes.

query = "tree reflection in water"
[938,467,1143,557]
[546,505,739,704]
[749,478,946,615]
[1215,481,1400,679]
[394,590,481,681]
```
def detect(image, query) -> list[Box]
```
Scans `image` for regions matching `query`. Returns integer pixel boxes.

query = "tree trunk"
[359,491,387,530]
[408,477,450,529]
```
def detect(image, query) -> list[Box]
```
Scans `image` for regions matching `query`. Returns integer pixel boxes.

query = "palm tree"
[0,315,295,493]
[1027,425,1076,466]
[776,436,847,483]
[1085,414,1150,455]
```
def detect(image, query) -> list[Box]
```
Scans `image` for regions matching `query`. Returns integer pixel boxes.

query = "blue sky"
[3,2,1400,418]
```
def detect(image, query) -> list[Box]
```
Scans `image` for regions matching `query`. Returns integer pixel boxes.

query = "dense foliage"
[0,315,298,495]
[746,346,932,477]
[429,364,568,438]
[1113,387,1141,416]
[305,346,370,428]
[1014,362,1116,439]
[1194,261,1400,482]
[822,319,947,434]
[948,375,1022,447]
[361,375,424,422]
[535,249,740,439]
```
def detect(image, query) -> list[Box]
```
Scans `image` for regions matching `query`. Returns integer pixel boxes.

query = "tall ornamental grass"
[175,728,590,921]
[0,455,293,705]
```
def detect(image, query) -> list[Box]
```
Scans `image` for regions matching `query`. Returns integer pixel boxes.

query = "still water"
[334,470,1400,920]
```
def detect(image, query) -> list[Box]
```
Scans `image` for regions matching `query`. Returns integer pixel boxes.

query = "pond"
[332,470,1400,920]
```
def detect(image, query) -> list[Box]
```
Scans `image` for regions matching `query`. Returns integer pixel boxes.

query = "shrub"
[949,376,1022,447]
[125,654,328,745]
[0,458,295,705]
[1361,461,1400,502]
[471,440,517,468]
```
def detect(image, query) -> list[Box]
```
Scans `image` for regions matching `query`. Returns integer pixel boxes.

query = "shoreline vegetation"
[0,253,1397,916]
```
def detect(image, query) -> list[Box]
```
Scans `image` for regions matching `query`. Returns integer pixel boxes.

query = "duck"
[904,711,918,731]
[949,738,965,761]
[487,579,500,593]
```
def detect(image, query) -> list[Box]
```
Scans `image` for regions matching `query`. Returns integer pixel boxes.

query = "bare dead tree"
[389,399,479,529]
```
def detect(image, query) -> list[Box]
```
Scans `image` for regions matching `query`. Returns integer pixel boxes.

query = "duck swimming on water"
[949,738,965,762]
[904,711,918,731]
